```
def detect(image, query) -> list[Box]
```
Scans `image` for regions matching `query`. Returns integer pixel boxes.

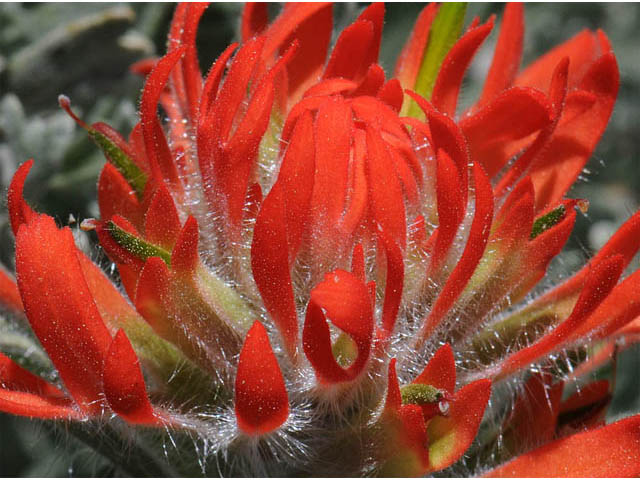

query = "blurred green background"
[0,3,639,476]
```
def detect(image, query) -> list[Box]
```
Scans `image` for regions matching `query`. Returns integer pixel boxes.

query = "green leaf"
[107,221,171,264]
[407,2,467,118]
[90,129,147,197]
[530,204,566,239]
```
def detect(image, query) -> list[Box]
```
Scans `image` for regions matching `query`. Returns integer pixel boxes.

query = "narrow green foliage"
[408,2,467,118]
[89,129,147,197]
[401,383,444,405]
[107,221,171,264]
[530,205,566,239]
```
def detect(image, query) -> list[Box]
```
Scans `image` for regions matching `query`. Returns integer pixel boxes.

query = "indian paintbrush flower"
[1,2,640,477]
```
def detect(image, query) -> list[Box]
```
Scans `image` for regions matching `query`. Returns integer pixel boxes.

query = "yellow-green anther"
[530,205,566,239]
[401,383,444,405]
[90,130,147,197]
[107,221,171,265]
[407,2,467,118]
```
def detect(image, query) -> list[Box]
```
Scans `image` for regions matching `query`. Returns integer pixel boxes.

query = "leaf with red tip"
[461,87,553,178]
[15,215,112,413]
[497,255,624,379]
[241,3,268,41]
[0,268,23,314]
[97,163,143,227]
[487,415,640,477]
[235,321,288,435]
[394,3,439,90]
[251,184,298,358]
[365,126,407,250]
[419,163,494,344]
[303,270,374,384]
[7,160,36,236]
[431,18,494,116]
[428,379,491,471]
[414,344,456,393]
[144,185,181,250]
[475,3,524,108]
[140,47,185,186]
[171,216,200,276]
[516,29,600,91]
[103,330,159,425]
[530,53,619,212]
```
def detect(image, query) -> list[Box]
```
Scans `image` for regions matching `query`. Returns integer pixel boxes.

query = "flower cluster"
[1,2,640,477]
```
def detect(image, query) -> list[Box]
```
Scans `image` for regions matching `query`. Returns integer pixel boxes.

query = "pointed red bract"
[98,163,143,227]
[103,330,159,425]
[7,160,36,236]
[0,389,81,420]
[498,254,624,379]
[140,47,185,186]
[430,149,464,275]
[394,3,439,90]
[516,29,600,91]
[413,344,456,393]
[251,184,298,358]
[431,18,494,117]
[144,184,181,250]
[420,163,494,344]
[505,373,563,447]
[303,270,374,384]
[171,216,200,276]
[0,352,64,398]
[487,415,640,477]
[0,268,23,314]
[475,3,524,108]
[324,21,374,82]
[241,3,268,42]
[15,215,112,413]
[263,3,333,101]
[365,126,407,250]
[461,87,553,178]
[530,51,619,212]
[428,379,491,471]
[235,321,288,435]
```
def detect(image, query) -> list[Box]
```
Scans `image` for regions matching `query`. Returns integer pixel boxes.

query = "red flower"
[1,2,639,476]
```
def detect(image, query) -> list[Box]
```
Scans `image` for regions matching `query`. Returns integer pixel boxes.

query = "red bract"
[1,2,638,477]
